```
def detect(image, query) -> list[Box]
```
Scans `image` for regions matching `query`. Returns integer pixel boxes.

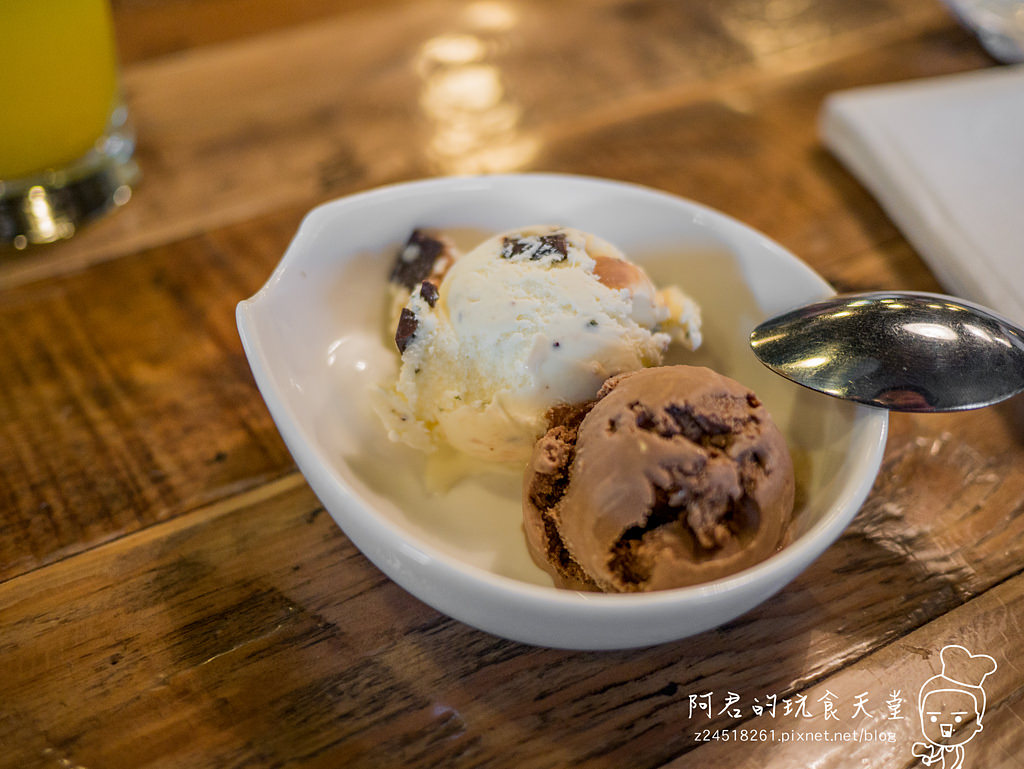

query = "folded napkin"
[821,64,1024,326]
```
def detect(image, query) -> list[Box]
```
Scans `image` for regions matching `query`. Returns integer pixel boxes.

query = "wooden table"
[2,1,1022,766]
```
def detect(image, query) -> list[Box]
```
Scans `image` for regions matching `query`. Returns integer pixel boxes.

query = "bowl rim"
[237,172,889,617]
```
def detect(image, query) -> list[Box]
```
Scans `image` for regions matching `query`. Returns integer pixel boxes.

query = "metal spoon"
[749,291,1024,412]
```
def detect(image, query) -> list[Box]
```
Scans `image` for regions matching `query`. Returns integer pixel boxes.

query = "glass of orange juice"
[0,0,138,249]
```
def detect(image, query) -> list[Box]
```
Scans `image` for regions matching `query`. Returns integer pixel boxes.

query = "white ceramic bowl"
[237,173,888,649]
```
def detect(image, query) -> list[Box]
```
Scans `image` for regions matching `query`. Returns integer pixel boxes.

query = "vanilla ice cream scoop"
[377,226,702,463]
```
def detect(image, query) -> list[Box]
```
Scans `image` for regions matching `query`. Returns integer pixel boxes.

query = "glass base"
[0,104,139,249]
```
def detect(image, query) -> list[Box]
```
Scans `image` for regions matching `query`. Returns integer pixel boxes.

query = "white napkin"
[820,64,1024,326]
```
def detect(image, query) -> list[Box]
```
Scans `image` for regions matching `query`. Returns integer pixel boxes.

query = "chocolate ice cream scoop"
[523,366,795,592]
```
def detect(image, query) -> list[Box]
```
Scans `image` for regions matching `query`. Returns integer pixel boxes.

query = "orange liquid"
[0,0,119,179]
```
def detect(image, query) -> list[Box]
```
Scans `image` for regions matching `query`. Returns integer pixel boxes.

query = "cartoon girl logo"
[911,644,997,769]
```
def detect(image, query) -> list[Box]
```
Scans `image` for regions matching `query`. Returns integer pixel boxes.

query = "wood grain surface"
[1,1,1022,768]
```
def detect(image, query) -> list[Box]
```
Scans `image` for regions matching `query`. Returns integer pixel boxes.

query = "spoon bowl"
[750,291,1024,412]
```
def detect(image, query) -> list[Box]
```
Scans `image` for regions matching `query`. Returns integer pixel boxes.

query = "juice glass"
[0,0,138,248]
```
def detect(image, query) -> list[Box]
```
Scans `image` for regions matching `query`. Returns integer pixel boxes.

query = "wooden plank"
[0,415,1022,768]
[533,23,989,288]
[663,566,1024,768]
[0,212,297,580]
[1,0,955,289]
[111,0,412,65]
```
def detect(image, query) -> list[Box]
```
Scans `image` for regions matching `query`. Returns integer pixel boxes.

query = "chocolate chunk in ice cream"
[500,233,569,262]
[394,308,419,354]
[419,280,439,307]
[523,365,795,592]
[388,229,456,291]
